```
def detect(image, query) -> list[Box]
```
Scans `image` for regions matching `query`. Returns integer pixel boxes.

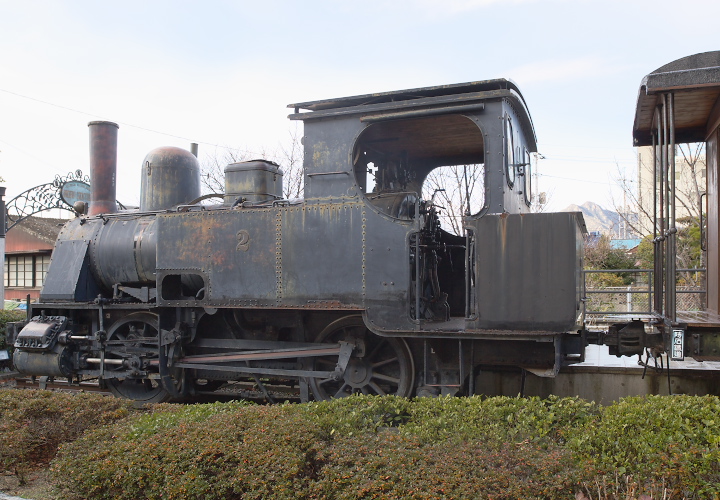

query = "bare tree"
[613,143,705,238]
[200,147,258,195]
[675,143,705,223]
[422,164,485,236]
[420,155,551,235]
[613,143,705,289]
[199,126,305,200]
[276,124,304,199]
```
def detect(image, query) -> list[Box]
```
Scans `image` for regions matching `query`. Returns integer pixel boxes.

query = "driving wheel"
[310,316,415,400]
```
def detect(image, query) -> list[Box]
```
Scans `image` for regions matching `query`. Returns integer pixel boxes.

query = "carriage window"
[505,116,515,188]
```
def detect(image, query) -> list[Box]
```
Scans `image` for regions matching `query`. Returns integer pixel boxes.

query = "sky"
[1,0,718,214]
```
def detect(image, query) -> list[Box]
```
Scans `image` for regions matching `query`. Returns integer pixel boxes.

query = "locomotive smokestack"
[88,121,119,216]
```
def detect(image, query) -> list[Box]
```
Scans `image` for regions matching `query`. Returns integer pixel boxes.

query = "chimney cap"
[88,121,119,128]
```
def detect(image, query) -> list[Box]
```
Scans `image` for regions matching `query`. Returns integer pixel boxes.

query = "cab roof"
[288,78,537,151]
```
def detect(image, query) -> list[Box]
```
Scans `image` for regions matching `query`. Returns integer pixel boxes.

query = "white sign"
[671,329,684,361]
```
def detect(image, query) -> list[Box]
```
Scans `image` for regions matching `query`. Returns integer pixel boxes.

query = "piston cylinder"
[14,346,73,377]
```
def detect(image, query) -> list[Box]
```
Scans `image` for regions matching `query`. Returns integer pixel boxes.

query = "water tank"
[224,160,283,204]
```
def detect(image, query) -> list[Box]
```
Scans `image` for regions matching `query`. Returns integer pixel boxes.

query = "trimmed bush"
[0,389,132,484]
[52,402,317,500]
[400,394,600,444]
[568,395,720,498]
[309,432,582,499]
[0,392,710,499]
[0,309,25,343]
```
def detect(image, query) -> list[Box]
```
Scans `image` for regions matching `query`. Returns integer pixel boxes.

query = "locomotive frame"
[11,79,598,403]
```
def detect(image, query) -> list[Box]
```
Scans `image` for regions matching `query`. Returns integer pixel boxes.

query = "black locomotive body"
[11,79,589,403]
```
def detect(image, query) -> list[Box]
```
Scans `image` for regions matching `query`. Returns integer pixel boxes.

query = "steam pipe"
[662,95,669,317]
[668,92,676,322]
[88,121,119,216]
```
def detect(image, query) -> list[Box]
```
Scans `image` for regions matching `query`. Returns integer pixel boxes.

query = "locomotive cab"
[290,79,585,337]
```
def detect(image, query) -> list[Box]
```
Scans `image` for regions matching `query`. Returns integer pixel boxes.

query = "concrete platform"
[475,345,720,404]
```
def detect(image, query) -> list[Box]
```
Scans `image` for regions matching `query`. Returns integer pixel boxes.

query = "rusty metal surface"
[178,344,342,363]
[224,160,283,204]
[140,146,201,211]
[91,216,158,290]
[40,239,97,301]
[87,121,118,215]
[467,212,585,332]
[156,208,278,306]
[280,203,364,308]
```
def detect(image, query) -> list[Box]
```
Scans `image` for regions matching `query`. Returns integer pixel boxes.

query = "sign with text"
[60,180,91,207]
[671,328,685,361]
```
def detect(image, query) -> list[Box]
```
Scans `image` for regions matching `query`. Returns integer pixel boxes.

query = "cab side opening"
[353,114,485,322]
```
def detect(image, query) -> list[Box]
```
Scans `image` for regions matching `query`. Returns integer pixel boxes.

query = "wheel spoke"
[105,313,173,404]
[334,383,350,398]
[366,339,387,361]
[368,381,386,396]
[372,372,400,384]
[372,356,398,369]
[310,317,414,401]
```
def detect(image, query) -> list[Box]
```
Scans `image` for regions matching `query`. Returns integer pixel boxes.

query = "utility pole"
[0,186,5,305]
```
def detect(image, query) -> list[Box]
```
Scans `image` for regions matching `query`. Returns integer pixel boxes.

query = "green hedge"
[0,391,716,498]
[568,395,720,498]
[0,309,24,350]
[45,394,720,499]
[0,390,133,484]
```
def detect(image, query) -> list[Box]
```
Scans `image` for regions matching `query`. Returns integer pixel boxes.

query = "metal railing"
[584,268,706,316]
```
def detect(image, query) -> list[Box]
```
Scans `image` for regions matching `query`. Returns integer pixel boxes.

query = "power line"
[0,138,56,168]
[540,155,635,165]
[0,87,261,156]
[537,173,615,186]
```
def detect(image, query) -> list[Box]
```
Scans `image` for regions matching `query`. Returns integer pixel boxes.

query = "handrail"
[584,268,706,316]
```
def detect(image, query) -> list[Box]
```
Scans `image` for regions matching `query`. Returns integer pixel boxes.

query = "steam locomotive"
[11,79,629,403]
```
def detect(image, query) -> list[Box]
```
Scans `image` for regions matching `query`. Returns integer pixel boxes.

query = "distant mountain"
[562,201,621,235]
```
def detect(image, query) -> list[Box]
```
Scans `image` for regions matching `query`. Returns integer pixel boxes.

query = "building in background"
[3,217,65,302]
[636,145,706,236]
